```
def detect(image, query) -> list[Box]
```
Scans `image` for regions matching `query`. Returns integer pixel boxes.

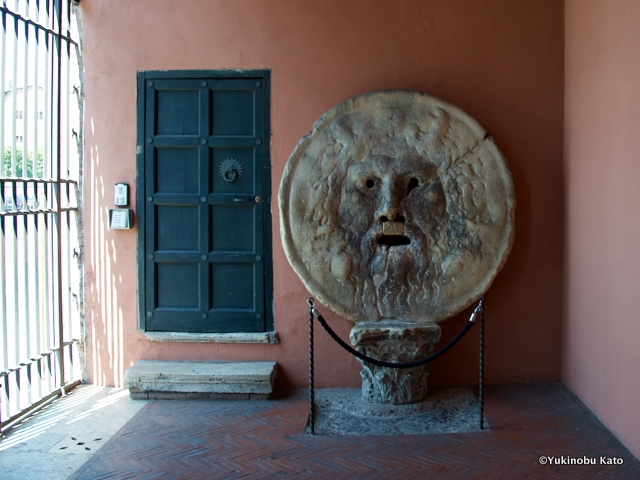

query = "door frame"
[135,69,273,333]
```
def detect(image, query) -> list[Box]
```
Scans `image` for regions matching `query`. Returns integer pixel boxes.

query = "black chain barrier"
[307,296,486,435]
[307,297,482,369]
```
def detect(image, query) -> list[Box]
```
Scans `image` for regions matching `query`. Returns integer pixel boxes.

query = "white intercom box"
[109,209,132,229]
[115,183,128,206]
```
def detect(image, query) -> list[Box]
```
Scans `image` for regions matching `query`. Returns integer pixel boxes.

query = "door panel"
[156,206,199,250]
[156,148,199,193]
[211,263,256,309]
[139,71,271,333]
[210,205,255,252]
[157,264,200,308]
[211,89,255,136]
[156,89,200,135]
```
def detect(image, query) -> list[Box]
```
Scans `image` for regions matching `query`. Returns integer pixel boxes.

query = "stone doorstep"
[124,360,277,399]
[129,391,271,400]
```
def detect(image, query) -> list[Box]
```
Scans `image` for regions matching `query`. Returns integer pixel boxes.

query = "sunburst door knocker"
[219,158,243,183]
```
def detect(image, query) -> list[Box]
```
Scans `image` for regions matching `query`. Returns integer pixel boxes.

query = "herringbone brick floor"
[70,382,640,479]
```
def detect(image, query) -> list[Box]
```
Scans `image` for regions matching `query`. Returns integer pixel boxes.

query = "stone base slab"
[124,360,277,398]
[308,387,488,436]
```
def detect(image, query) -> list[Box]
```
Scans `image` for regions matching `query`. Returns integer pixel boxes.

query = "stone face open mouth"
[378,221,410,246]
[378,235,411,247]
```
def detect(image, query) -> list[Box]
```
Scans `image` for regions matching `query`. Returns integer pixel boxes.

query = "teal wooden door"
[138,71,272,333]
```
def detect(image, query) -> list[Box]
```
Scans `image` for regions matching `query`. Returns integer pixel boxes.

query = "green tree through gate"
[3,146,44,178]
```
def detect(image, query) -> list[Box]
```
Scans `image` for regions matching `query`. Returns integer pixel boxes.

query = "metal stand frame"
[307,297,486,435]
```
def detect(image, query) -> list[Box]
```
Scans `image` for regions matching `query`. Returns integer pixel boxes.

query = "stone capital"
[350,322,441,404]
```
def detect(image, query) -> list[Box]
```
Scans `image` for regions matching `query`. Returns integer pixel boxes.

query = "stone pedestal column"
[350,322,441,405]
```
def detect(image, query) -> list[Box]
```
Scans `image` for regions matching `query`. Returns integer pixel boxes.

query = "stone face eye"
[357,177,378,190]
[407,177,419,194]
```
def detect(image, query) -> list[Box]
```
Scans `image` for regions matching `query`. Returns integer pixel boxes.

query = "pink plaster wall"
[564,0,640,458]
[80,0,564,389]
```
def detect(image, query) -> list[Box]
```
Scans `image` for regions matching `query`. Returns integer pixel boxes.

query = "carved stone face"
[279,91,515,324]
[338,145,447,318]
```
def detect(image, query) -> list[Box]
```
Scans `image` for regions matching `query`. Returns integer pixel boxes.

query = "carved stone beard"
[358,224,433,319]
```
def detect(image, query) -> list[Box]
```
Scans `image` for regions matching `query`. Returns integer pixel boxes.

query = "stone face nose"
[376,179,404,222]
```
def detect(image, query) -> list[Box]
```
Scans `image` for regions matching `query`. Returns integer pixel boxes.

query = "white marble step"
[124,360,277,398]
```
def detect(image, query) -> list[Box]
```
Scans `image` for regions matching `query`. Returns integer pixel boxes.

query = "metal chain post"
[479,296,485,430]
[308,299,315,435]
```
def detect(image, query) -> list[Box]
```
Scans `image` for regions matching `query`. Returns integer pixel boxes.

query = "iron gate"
[0,0,82,432]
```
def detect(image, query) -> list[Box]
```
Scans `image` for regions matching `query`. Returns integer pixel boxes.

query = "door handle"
[233,196,263,203]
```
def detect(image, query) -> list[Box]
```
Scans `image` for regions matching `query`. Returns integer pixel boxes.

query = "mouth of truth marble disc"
[279,90,515,324]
